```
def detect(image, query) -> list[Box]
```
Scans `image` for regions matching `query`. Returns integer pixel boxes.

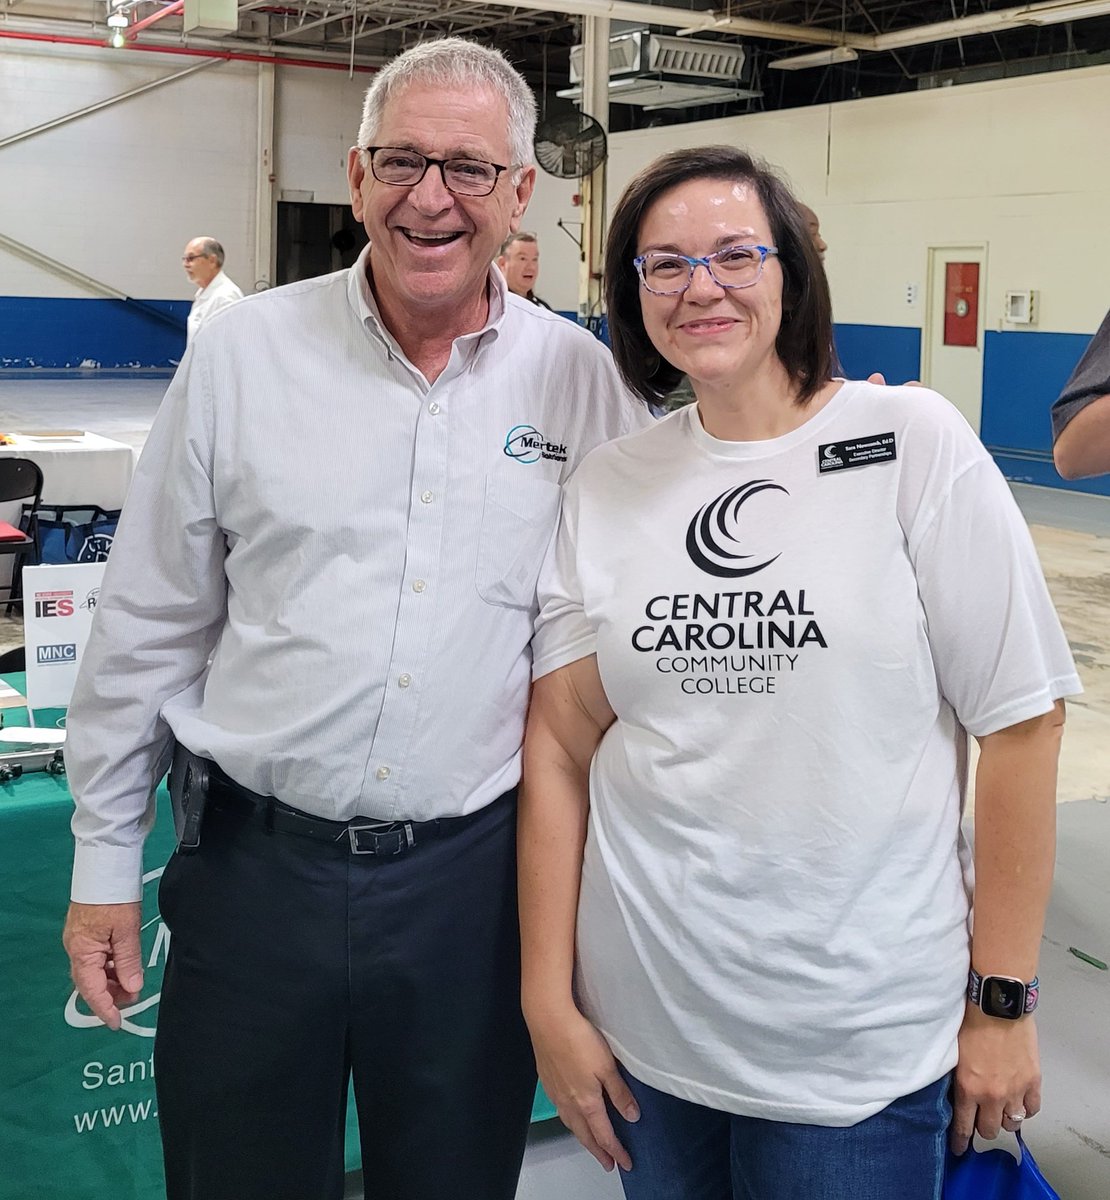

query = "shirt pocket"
[475,475,562,609]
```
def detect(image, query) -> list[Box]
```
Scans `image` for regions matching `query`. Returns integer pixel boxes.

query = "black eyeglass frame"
[363,146,510,197]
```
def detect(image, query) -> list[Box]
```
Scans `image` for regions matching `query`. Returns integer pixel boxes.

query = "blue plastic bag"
[945,1131,1059,1199]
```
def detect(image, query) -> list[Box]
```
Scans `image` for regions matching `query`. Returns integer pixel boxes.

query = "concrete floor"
[1,373,1107,1197]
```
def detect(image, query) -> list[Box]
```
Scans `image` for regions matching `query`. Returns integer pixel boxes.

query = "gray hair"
[357,38,537,169]
[197,238,225,268]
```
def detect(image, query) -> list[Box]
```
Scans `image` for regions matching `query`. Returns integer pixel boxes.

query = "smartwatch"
[967,968,1039,1019]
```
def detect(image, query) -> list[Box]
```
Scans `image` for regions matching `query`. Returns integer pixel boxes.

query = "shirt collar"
[195,270,226,300]
[346,242,507,358]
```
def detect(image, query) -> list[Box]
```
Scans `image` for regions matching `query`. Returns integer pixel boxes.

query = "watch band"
[968,968,1039,1016]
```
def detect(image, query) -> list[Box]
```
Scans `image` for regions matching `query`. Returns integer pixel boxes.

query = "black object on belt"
[205,760,493,857]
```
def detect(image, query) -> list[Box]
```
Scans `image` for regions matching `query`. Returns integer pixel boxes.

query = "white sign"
[22,562,105,712]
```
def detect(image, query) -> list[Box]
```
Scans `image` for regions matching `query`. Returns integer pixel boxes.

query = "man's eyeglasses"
[364,147,508,197]
[634,244,779,296]
[181,253,210,264]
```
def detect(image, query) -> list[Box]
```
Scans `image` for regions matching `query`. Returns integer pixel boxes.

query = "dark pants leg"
[154,791,535,1200]
[349,793,537,1200]
[730,1075,951,1200]
[609,1066,732,1200]
[155,804,351,1200]
[609,1065,950,1200]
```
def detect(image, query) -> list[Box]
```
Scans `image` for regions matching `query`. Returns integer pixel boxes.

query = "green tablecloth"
[0,679,553,1200]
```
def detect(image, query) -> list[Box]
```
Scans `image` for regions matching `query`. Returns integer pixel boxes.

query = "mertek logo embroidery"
[503,424,568,464]
[686,481,788,578]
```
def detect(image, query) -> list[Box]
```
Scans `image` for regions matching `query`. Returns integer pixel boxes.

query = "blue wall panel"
[0,297,188,369]
[833,323,921,386]
[980,330,1091,455]
[979,329,1109,497]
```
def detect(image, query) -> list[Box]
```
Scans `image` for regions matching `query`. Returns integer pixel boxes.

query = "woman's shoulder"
[839,379,989,457]
[572,403,686,477]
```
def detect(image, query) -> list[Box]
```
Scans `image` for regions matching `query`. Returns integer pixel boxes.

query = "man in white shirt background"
[62,37,642,1200]
[497,230,552,308]
[182,236,243,344]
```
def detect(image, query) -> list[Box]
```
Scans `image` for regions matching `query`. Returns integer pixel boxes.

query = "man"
[1053,306,1110,479]
[62,38,643,1200]
[497,230,552,307]
[182,236,243,343]
[797,201,828,261]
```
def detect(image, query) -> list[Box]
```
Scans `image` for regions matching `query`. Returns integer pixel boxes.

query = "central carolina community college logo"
[64,865,169,1039]
[503,424,568,464]
[686,480,789,578]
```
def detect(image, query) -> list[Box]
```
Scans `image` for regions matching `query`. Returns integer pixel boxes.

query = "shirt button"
[398,674,412,688]
[412,579,426,593]
[428,402,441,415]
[375,766,391,781]
[420,490,434,504]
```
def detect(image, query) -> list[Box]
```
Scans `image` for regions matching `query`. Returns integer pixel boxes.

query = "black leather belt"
[205,760,496,858]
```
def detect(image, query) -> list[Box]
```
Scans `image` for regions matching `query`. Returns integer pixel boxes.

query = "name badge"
[818,433,897,474]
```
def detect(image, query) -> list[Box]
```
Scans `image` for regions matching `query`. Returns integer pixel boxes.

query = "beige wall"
[533,64,1110,332]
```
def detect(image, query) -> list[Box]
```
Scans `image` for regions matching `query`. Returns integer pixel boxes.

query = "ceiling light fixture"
[106,2,129,46]
[769,45,859,70]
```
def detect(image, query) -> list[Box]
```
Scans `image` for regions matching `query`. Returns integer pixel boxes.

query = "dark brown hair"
[604,146,833,406]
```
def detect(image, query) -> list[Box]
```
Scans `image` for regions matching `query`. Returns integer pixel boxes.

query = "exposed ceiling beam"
[4,0,1107,66]
[353,3,483,40]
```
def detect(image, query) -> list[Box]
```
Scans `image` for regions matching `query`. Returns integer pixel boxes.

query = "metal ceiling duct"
[558,31,761,110]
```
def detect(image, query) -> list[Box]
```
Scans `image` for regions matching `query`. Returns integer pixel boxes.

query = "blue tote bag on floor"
[945,1132,1060,1200]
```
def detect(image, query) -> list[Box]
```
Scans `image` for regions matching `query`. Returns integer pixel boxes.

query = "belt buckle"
[347,821,414,856]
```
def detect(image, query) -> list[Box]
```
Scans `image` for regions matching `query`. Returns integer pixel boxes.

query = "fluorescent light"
[1020,0,1110,23]
[769,45,858,70]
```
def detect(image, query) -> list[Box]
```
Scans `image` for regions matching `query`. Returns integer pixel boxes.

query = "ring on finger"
[1004,1107,1027,1123]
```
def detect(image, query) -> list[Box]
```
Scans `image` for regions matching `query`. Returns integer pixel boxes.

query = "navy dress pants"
[154,789,536,1200]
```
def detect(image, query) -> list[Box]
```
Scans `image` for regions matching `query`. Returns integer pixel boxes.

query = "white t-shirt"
[532,380,1081,1126]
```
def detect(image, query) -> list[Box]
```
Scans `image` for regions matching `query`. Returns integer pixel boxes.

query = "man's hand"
[62,901,144,1031]
[949,1006,1041,1155]
[867,373,922,386]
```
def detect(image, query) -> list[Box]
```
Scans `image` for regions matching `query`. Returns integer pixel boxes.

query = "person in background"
[182,236,243,344]
[1052,306,1110,479]
[519,145,1077,1200]
[62,38,644,1200]
[498,230,552,308]
[797,201,827,260]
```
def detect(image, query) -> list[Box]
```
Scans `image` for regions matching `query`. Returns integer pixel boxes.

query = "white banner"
[22,562,105,712]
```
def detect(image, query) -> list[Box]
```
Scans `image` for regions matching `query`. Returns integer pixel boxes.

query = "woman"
[518,146,1078,1200]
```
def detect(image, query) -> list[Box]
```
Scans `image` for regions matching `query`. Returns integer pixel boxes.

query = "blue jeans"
[609,1066,951,1200]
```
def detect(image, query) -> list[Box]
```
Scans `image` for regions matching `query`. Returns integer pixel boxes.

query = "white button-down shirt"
[67,246,646,903]
[186,269,244,344]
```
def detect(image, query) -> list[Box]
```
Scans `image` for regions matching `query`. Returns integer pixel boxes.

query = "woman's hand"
[950,1005,1041,1154]
[528,1006,640,1172]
